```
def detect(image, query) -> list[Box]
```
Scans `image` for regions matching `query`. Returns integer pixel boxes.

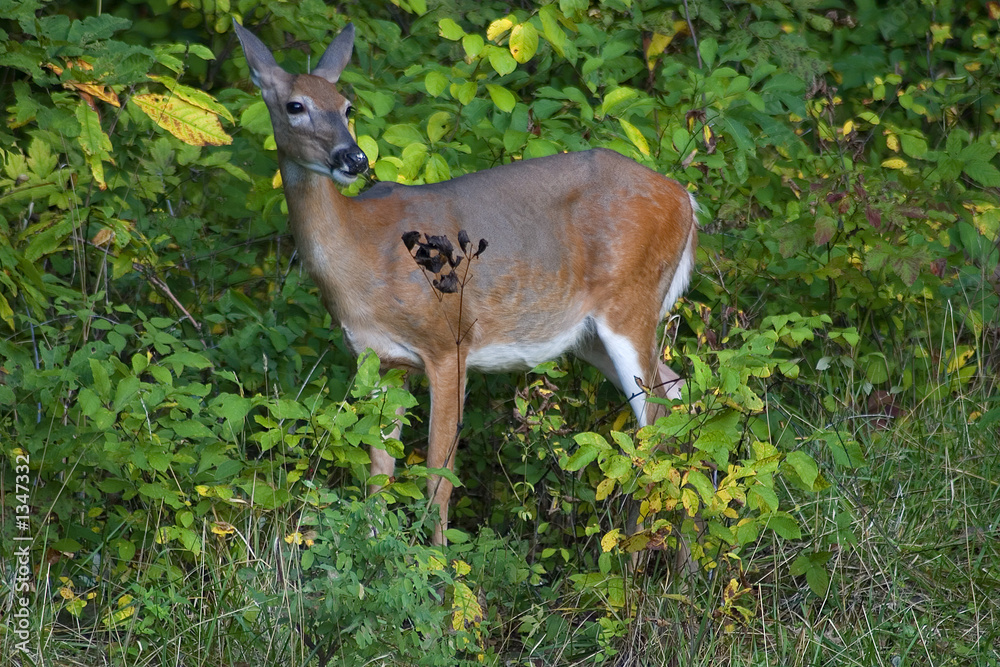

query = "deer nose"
[333,146,368,175]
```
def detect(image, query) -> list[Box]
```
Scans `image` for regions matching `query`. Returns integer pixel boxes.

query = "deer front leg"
[368,374,409,496]
[424,356,467,546]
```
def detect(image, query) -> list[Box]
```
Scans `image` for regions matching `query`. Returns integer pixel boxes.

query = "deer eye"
[286,101,305,114]
[345,105,354,118]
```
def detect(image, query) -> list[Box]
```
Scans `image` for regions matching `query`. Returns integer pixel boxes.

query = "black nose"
[333,147,368,175]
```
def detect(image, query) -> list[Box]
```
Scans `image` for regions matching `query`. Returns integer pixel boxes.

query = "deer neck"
[277,156,368,317]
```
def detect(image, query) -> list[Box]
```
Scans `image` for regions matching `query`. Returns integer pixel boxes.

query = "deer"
[232,20,699,546]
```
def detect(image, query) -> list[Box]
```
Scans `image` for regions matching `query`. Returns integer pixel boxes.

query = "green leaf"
[766,513,802,540]
[75,102,112,188]
[113,376,139,411]
[963,160,1000,187]
[24,215,75,263]
[600,86,638,117]
[899,133,928,158]
[424,71,449,97]
[600,453,632,480]
[424,153,450,183]
[462,33,484,59]
[699,37,718,68]
[539,4,567,57]
[609,430,635,456]
[565,432,610,471]
[269,399,310,420]
[784,450,818,488]
[485,84,516,112]
[357,134,378,163]
[89,358,112,398]
[959,140,997,163]
[383,124,424,147]
[52,538,84,553]
[862,352,889,384]
[426,111,451,143]
[487,17,515,42]
[438,18,465,41]
[805,563,830,597]
[748,483,779,512]
[391,480,424,499]
[563,443,599,471]
[686,470,716,502]
[357,89,395,118]
[488,45,517,76]
[451,80,477,105]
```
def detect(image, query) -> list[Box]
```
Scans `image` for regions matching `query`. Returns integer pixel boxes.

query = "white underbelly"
[466,318,591,372]
[344,316,593,374]
[342,326,423,368]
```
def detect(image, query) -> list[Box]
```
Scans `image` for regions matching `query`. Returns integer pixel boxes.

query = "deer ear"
[312,23,355,84]
[232,19,280,89]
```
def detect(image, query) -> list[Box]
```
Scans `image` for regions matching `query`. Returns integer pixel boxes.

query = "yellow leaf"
[85,154,106,190]
[212,521,236,536]
[149,75,234,123]
[885,132,900,152]
[131,93,233,146]
[66,598,87,616]
[452,559,472,577]
[681,487,699,517]
[620,118,650,156]
[487,17,514,42]
[46,59,121,107]
[59,586,75,600]
[881,157,908,169]
[601,529,621,553]
[451,581,484,631]
[946,347,975,374]
[272,170,282,188]
[645,33,671,70]
[509,23,539,63]
[930,23,952,46]
[284,531,303,544]
[621,531,650,553]
[595,476,615,501]
[842,119,854,135]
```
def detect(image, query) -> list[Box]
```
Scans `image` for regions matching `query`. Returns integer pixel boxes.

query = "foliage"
[1,0,998,664]
[288,488,488,667]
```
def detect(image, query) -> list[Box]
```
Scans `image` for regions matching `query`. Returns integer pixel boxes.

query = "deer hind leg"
[593,318,699,574]
[424,356,467,546]
[592,319,661,426]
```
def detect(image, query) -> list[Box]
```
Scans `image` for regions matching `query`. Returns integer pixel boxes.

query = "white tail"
[233,20,698,545]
